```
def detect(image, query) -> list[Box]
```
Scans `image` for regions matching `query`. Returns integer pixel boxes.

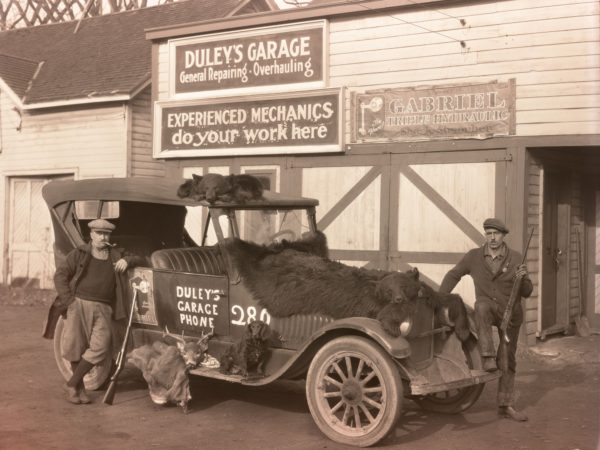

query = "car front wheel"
[306,336,403,447]
[53,316,112,391]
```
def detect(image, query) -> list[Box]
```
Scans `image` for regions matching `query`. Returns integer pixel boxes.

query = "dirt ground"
[0,290,599,450]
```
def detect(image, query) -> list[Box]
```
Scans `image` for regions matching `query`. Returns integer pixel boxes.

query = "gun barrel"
[500,227,535,343]
[102,287,138,405]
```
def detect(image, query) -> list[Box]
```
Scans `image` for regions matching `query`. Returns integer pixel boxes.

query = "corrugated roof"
[0,0,272,108]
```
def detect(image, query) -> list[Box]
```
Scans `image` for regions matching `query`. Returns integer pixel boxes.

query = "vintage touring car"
[43,177,499,447]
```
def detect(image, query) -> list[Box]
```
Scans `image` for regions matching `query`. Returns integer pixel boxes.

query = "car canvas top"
[42,177,319,209]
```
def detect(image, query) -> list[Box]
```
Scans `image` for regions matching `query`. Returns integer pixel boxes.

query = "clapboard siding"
[326,0,599,137]
[0,102,126,175]
[0,93,128,282]
[131,87,165,178]
[526,159,542,344]
[155,0,599,138]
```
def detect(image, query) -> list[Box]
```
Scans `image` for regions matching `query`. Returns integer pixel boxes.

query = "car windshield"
[186,207,313,246]
[238,209,309,245]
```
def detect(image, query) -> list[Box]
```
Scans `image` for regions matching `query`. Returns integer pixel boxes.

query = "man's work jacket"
[439,245,533,308]
[43,243,144,339]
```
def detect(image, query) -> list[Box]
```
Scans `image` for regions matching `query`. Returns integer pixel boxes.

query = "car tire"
[412,337,485,414]
[53,315,112,391]
[306,336,403,447]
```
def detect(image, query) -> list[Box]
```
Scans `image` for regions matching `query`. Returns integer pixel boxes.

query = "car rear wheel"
[53,316,112,391]
[306,336,403,447]
[412,338,485,414]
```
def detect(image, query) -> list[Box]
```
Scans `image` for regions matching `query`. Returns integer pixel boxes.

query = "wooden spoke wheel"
[306,336,403,447]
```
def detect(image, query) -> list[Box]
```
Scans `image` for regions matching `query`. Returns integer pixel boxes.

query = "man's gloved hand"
[516,264,528,278]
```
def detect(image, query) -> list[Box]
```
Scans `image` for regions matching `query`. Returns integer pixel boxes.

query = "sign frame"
[153,88,344,159]
[168,20,328,100]
[351,79,516,143]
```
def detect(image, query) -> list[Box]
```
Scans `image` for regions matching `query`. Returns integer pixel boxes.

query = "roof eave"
[146,0,464,41]
[21,94,131,110]
[0,77,24,109]
[18,77,151,111]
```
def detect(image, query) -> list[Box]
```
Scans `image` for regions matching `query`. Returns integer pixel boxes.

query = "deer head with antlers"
[163,326,213,369]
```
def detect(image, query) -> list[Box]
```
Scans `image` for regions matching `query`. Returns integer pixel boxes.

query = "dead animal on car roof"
[176,173,232,203]
[176,173,265,204]
[127,328,212,413]
[219,320,272,378]
[225,174,265,203]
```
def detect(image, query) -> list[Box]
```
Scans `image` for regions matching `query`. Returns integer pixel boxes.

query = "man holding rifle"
[440,218,533,422]
[53,219,144,405]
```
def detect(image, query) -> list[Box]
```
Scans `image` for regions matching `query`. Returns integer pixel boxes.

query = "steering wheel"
[270,229,297,243]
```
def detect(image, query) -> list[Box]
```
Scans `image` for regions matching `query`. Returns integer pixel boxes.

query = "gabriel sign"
[352,80,516,142]
[171,21,325,95]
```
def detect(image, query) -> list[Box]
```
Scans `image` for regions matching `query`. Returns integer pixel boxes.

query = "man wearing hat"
[439,218,533,422]
[53,219,144,404]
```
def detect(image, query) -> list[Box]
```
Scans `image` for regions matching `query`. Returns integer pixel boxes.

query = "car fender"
[309,317,411,359]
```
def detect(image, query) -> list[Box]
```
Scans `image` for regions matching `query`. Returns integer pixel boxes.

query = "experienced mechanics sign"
[153,89,342,158]
[170,21,325,96]
[352,80,516,142]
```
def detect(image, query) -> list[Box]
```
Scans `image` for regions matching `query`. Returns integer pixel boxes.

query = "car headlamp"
[399,318,413,337]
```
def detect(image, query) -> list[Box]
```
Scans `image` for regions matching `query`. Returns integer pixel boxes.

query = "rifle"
[103,285,138,405]
[500,227,535,343]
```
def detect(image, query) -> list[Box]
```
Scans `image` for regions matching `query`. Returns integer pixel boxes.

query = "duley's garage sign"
[154,89,342,158]
[352,80,516,142]
[169,21,325,97]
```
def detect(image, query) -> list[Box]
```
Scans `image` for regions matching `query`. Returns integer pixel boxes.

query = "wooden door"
[7,175,72,289]
[540,172,570,333]
[296,154,390,269]
[389,150,509,308]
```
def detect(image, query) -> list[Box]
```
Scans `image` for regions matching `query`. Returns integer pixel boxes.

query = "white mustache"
[102,243,117,248]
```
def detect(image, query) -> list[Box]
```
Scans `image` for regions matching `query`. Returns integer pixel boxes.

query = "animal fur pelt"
[418,281,470,341]
[127,333,210,413]
[374,269,470,341]
[219,320,271,378]
[128,341,193,412]
[176,173,264,204]
[222,238,421,320]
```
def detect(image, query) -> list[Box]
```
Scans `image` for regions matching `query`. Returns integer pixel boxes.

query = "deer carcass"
[127,329,212,413]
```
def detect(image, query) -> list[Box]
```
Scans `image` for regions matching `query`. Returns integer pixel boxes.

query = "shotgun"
[500,227,535,343]
[103,285,138,405]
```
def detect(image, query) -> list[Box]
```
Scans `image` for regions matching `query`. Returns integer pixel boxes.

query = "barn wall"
[130,86,165,178]
[150,0,600,346]
[327,0,599,138]
[155,0,600,135]
[0,92,128,284]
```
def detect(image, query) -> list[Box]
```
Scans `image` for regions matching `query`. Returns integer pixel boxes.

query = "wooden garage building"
[144,0,599,345]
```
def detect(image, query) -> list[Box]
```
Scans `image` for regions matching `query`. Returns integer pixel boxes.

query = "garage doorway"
[6,174,72,289]
[540,171,571,336]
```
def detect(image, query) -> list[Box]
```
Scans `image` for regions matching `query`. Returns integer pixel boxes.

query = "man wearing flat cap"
[440,218,533,422]
[52,219,144,404]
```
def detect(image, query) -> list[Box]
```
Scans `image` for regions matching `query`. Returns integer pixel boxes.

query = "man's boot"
[62,383,81,404]
[498,406,528,422]
[65,359,94,404]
